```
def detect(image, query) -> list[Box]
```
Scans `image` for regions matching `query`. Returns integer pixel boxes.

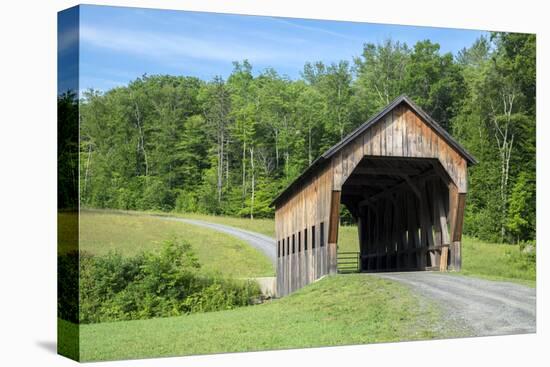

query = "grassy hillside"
[60,210,274,277]
[76,274,464,361]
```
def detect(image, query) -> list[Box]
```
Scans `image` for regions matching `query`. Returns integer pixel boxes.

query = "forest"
[66,32,535,244]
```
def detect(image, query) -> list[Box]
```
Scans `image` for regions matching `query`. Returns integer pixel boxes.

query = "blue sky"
[69,5,487,93]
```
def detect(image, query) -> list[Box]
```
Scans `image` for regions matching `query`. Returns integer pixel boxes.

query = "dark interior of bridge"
[340,156,452,272]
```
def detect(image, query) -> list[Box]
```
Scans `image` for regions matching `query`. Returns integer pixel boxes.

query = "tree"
[404,40,465,129]
[228,60,258,216]
[77,36,535,242]
[200,76,232,205]
[354,39,410,112]
[452,33,535,242]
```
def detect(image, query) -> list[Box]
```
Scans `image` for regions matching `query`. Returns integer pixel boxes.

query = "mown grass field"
[59,210,274,277]
[74,274,462,362]
[174,213,535,286]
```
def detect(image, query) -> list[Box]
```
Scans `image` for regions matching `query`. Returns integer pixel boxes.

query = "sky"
[59,5,488,94]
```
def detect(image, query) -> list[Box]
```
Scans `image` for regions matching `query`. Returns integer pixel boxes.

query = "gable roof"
[271,94,477,207]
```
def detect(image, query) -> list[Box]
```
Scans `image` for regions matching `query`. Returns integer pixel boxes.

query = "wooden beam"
[341,185,376,193]
[344,178,398,187]
[447,183,466,271]
[418,180,433,269]
[435,182,450,271]
[352,170,422,199]
[430,160,452,186]
[438,193,451,246]
[351,166,421,176]
[403,175,422,199]
[328,191,341,275]
[358,168,436,207]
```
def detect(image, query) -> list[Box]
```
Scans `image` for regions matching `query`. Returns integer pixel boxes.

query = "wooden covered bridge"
[271,95,477,296]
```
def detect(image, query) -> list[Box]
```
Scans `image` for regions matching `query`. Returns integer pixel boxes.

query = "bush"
[182,278,262,313]
[175,190,199,213]
[502,240,536,280]
[58,238,262,324]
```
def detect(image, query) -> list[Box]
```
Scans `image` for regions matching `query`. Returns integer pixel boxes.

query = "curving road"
[155,216,277,266]
[155,215,536,336]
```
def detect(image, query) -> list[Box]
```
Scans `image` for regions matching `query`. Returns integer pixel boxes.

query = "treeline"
[75,32,535,243]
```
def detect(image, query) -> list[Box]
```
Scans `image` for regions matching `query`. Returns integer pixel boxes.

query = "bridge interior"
[340,156,453,272]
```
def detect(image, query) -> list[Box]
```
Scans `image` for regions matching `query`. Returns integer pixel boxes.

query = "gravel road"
[374,272,536,336]
[156,216,277,266]
[156,215,536,336]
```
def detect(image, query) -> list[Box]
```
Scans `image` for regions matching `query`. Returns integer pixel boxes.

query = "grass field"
[167,212,361,253]
[75,274,462,362]
[459,237,536,286]
[59,210,274,277]
[172,212,535,286]
[58,209,534,361]
[65,210,535,285]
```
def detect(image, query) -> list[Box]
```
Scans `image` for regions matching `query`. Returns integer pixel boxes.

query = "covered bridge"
[272,95,477,296]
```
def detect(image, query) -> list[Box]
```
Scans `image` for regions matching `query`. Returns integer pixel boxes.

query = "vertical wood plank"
[328,190,341,274]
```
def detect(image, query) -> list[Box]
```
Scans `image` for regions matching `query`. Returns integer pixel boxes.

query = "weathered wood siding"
[332,104,468,193]
[275,164,335,296]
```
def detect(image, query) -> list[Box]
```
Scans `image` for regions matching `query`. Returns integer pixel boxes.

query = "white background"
[0,0,547,366]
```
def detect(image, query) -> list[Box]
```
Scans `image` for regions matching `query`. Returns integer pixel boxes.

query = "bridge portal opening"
[340,156,453,273]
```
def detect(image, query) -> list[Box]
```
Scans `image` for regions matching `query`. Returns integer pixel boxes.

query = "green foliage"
[175,189,199,213]
[452,33,535,242]
[459,236,535,285]
[78,34,535,242]
[58,238,262,324]
[507,172,536,241]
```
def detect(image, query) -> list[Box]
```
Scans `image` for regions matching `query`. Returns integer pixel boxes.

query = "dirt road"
[374,271,536,336]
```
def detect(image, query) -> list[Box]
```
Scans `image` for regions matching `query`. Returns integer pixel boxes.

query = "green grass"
[61,210,274,277]
[337,225,361,253]
[168,212,277,237]
[163,213,536,286]
[58,318,79,360]
[171,212,361,252]
[460,236,536,287]
[59,210,534,361]
[78,274,462,362]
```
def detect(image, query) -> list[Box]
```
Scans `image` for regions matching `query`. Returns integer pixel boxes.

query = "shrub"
[175,190,199,213]
[58,238,261,324]
[182,277,262,313]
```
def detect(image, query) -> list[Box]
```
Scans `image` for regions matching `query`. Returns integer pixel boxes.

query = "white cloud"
[268,17,364,42]
[79,25,302,64]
